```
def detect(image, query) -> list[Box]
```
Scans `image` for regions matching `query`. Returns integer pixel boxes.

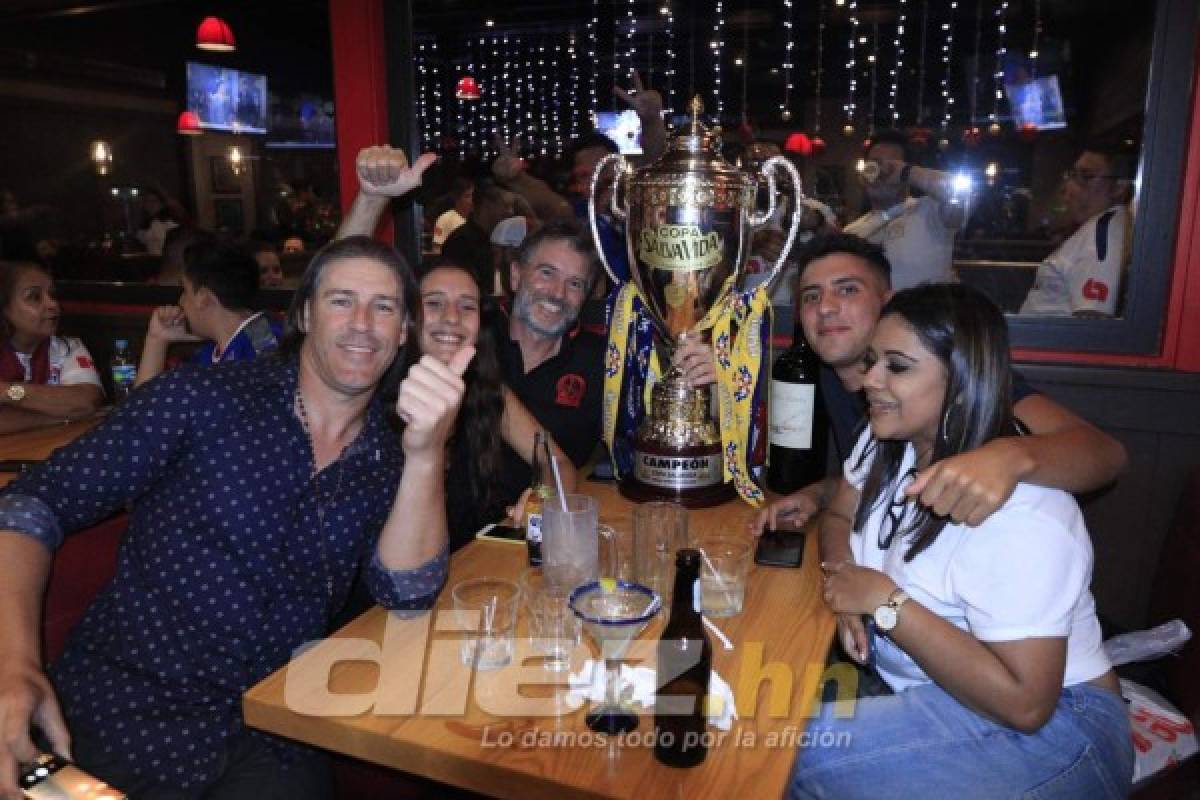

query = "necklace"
[295,388,345,602]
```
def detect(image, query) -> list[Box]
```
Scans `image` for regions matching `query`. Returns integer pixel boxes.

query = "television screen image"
[1005,75,1067,131]
[186,62,268,134]
[593,110,642,155]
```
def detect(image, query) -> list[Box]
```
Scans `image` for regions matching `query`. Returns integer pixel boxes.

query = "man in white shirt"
[1020,148,1133,317]
[843,130,968,289]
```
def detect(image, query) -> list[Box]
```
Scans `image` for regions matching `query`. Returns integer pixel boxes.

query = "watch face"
[7,384,24,402]
[874,604,898,631]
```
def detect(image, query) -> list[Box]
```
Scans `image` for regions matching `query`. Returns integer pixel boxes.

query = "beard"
[512,287,580,338]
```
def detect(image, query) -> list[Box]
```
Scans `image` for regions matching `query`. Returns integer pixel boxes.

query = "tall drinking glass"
[633,501,690,605]
[541,494,617,591]
[519,568,581,672]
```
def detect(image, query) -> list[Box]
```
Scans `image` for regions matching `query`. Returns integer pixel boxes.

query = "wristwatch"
[873,588,911,633]
[5,383,26,403]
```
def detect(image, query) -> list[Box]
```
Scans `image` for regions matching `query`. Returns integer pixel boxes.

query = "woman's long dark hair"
[853,283,1020,560]
[415,263,507,517]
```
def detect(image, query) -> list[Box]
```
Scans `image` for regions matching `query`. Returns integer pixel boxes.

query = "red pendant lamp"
[784,132,813,157]
[196,16,236,52]
[455,76,481,100]
[177,110,203,135]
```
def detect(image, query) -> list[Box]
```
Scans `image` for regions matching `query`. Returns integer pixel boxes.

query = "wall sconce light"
[228,146,245,176]
[90,140,113,175]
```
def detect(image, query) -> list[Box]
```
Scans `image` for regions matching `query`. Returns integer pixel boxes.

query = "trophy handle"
[749,155,806,291]
[587,153,629,286]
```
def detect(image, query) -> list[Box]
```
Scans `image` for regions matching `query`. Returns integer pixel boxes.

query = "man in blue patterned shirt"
[0,235,472,799]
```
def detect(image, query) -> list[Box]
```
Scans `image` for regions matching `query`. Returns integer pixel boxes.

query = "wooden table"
[244,483,836,799]
[0,416,103,487]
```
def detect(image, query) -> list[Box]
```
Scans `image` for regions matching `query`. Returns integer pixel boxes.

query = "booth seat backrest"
[1148,466,1200,724]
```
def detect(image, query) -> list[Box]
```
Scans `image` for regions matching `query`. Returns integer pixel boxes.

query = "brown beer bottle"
[524,430,554,566]
[654,548,712,767]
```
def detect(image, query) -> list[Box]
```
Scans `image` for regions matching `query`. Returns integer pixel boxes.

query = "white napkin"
[564,659,738,731]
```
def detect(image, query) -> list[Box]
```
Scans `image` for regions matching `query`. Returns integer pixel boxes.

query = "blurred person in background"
[251,240,285,289]
[0,260,103,433]
[134,241,282,388]
[843,129,968,289]
[1019,147,1134,318]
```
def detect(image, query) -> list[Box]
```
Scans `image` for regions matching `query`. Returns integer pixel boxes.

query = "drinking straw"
[549,454,569,511]
[703,615,735,650]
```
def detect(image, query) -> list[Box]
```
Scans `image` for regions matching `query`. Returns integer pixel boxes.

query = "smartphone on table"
[754,529,805,568]
[475,522,526,546]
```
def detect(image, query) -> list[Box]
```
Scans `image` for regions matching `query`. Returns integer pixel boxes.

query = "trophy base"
[618,473,736,509]
[619,439,736,509]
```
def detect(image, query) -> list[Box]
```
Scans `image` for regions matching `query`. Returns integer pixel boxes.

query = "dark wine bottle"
[767,321,829,494]
[654,549,712,768]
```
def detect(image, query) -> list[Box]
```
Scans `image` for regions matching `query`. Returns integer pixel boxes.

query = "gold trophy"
[590,98,804,507]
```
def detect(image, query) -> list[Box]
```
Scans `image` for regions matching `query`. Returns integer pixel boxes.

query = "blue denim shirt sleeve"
[0,492,65,551]
[364,546,448,615]
[0,367,199,546]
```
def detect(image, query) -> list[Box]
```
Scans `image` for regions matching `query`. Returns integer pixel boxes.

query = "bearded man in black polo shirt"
[490,220,605,500]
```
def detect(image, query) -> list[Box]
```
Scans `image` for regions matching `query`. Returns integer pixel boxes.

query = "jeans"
[72,726,332,800]
[788,681,1133,800]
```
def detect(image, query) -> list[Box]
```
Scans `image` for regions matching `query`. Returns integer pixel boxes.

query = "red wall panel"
[329,0,392,243]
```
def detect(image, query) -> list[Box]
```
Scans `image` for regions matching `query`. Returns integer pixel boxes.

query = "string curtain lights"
[813,0,827,146]
[889,0,908,126]
[664,3,676,115]
[939,0,958,145]
[989,0,1009,133]
[843,1,859,136]
[780,0,795,121]
[712,0,726,120]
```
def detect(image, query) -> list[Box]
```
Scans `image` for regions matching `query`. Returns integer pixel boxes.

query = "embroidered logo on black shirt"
[555,373,586,408]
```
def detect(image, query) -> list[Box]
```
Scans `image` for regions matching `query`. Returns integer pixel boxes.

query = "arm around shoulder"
[1011,392,1127,493]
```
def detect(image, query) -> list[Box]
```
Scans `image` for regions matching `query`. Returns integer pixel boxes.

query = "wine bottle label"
[526,513,543,544]
[633,451,724,489]
[769,380,815,449]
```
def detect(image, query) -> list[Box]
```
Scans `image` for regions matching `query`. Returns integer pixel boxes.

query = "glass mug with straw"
[541,493,618,592]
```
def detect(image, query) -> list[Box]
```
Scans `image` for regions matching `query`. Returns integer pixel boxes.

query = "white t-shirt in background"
[844,196,958,289]
[14,336,104,388]
[1020,205,1129,316]
[844,429,1110,694]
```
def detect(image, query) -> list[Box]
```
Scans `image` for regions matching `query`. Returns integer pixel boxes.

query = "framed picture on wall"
[210,156,241,194]
[213,197,244,234]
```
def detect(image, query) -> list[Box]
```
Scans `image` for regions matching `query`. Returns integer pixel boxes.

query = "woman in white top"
[0,261,103,434]
[787,284,1132,799]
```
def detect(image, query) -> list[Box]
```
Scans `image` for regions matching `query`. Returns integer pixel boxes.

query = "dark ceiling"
[0,0,1155,130]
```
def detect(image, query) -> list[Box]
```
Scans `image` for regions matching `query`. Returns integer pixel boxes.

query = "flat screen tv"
[593,110,642,155]
[186,62,268,134]
[1005,75,1067,131]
